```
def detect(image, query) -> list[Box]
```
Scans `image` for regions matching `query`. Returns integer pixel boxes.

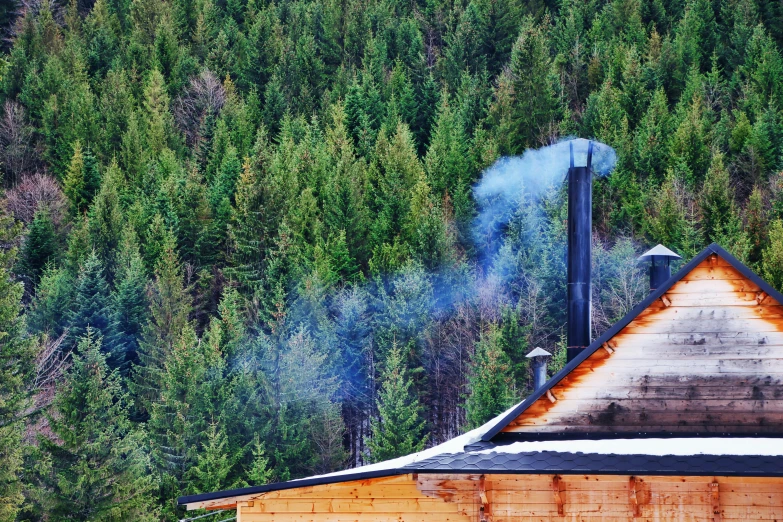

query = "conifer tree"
[246,434,273,486]
[764,219,783,291]
[465,324,516,429]
[28,266,74,338]
[148,323,228,517]
[113,226,149,368]
[67,251,123,369]
[88,163,124,279]
[700,152,746,254]
[63,141,87,213]
[34,331,157,521]
[20,206,58,286]
[132,229,192,417]
[367,342,426,463]
[498,16,560,153]
[0,205,35,522]
[186,422,239,494]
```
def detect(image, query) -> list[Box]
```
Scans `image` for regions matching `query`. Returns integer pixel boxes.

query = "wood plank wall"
[504,254,783,434]
[230,473,783,521]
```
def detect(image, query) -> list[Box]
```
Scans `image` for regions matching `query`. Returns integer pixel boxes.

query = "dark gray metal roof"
[405,450,783,476]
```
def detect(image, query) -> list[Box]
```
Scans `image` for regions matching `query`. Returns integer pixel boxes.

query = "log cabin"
[179,145,783,521]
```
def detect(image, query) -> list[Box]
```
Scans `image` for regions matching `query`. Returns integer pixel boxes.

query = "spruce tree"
[63,141,87,213]
[34,330,157,521]
[0,205,35,522]
[28,265,74,336]
[132,229,192,417]
[148,324,228,518]
[67,251,121,367]
[20,206,58,286]
[367,342,427,463]
[465,324,516,429]
[88,163,124,279]
[113,226,149,369]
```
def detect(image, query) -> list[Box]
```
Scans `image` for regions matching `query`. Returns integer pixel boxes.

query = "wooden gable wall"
[503,252,783,434]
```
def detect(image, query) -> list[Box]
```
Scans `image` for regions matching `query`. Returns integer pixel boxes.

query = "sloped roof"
[179,243,783,507]
[479,242,783,441]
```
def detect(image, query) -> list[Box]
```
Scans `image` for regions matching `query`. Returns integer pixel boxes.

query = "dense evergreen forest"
[1,0,783,518]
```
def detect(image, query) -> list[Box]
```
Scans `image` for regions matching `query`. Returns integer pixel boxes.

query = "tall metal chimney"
[639,245,681,291]
[566,141,593,363]
[527,347,552,391]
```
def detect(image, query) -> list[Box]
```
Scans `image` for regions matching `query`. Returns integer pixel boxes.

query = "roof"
[179,243,783,507]
[407,438,783,477]
[479,242,783,441]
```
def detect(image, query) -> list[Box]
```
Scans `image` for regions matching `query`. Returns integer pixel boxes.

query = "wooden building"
[179,243,783,521]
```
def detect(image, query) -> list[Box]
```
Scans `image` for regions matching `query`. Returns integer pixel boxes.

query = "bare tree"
[0,100,36,186]
[31,331,71,412]
[174,69,226,149]
[4,172,67,228]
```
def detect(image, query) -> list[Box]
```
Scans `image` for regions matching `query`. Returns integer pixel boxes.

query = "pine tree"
[367,342,427,463]
[246,434,273,486]
[88,164,124,280]
[465,324,516,429]
[34,330,157,520]
[0,205,35,522]
[113,226,149,369]
[132,229,192,417]
[63,141,87,213]
[20,206,58,286]
[67,251,121,369]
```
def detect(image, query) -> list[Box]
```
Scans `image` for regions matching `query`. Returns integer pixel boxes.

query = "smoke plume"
[472,138,617,259]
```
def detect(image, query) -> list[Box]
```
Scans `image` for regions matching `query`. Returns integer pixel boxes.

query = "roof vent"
[526,347,552,391]
[639,244,681,292]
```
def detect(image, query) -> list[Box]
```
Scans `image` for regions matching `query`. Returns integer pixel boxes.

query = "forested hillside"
[1,0,783,518]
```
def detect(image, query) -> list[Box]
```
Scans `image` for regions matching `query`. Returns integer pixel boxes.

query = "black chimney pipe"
[566,141,593,363]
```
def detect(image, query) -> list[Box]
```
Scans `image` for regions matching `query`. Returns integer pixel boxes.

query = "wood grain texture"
[503,255,783,434]
[231,473,783,522]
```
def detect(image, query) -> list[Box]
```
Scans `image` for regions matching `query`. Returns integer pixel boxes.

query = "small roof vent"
[639,244,681,291]
[526,347,552,391]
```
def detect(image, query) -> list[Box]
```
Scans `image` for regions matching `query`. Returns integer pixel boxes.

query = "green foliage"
[367,342,427,463]
[0,206,35,522]
[465,324,516,429]
[67,252,120,366]
[34,331,157,520]
[21,207,58,285]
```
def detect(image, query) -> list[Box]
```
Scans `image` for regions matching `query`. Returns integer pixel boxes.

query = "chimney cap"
[526,347,552,358]
[638,244,681,261]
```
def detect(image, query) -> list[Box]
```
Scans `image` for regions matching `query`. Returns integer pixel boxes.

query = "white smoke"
[472,138,617,254]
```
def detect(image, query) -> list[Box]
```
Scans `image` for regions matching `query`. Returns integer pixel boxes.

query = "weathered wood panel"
[503,254,783,435]
[233,473,783,522]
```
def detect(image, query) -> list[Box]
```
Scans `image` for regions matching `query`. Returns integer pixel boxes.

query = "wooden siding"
[503,253,783,434]
[228,473,783,521]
